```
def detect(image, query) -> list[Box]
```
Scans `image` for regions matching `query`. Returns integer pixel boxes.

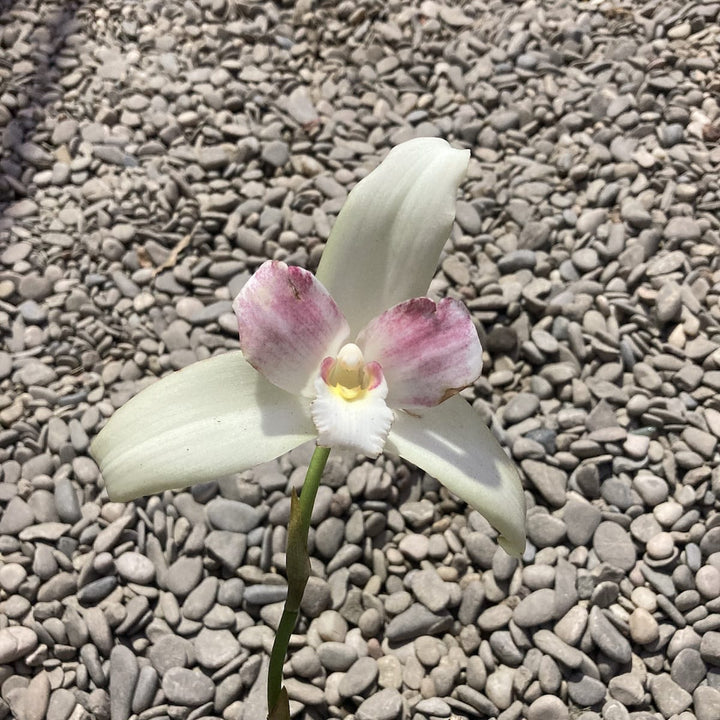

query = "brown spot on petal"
[438,384,469,404]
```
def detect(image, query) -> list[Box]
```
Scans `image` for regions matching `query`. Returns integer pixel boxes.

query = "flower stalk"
[267,446,331,718]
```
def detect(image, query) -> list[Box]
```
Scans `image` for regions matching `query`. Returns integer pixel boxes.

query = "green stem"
[267,445,331,716]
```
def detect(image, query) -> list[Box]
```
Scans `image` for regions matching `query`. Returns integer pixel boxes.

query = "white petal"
[311,375,394,457]
[90,353,316,502]
[316,138,470,336]
[385,396,526,556]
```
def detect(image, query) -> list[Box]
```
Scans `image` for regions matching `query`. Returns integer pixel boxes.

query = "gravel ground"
[3,0,720,718]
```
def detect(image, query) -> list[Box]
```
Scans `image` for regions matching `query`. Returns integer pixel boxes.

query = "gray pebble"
[116,552,155,584]
[589,606,631,663]
[339,656,379,698]
[148,634,193,675]
[194,628,239,669]
[182,576,218,620]
[162,667,215,705]
[593,522,636,571]
[131,665,158,714]
[110,645,138,720]
[165,556,203,598]
[567,672,606,706]
[513,588,557,627]
[206,497,261,532]
[411,568,450,612]
[317,641,358,671]
[649,673,692,717]
[356,688,403,720]
[386,604,452,643]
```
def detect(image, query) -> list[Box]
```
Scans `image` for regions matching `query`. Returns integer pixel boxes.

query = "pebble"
[650,674,692,717]
[339,656,379,698]
[629,607,659,645]
[528,695,569,720]
[0,626,38,663]
[165,556,203,597]
[386,604,452,643]
[593,522,637,571]
[694,685,720,720]
[162,667,215,705]
[589,607,632,663]
[318,642,358,672]
[116,552,156,584]
[110,645,138,720]
[671,648,707,693]
[194,628,239,669]
[513,588,557,627]
[356,688,403,720]
[411,568,450,612]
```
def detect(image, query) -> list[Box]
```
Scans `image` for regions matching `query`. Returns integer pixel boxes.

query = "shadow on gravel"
[0,0,82,220]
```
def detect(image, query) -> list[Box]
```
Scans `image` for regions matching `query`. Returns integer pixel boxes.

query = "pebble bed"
[2,0,720,719]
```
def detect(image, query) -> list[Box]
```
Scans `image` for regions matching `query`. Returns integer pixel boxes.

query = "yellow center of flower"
[323,343,376,401]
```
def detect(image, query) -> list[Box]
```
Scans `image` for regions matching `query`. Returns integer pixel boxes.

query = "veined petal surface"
[90,353,316,502]
[357,297,483,408]
[316,138,470,336]
[233,261,350,396]
[385,396,526,556]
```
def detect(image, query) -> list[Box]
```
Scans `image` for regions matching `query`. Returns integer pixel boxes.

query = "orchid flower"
[90,138,526,556]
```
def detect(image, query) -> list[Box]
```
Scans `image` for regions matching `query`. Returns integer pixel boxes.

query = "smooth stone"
[671,648,707,693]
[162,667,214,705]
[355,688,403,720]
[0,496,35,534]
[194,628,239,669]
[116,552,156,584]
[206,498,261,532]
[317,641,358,672]
[411,568,450,612]
[650,674,692,717]
[165,557,203,597]
[694,685,720,720]
[588,607,631,663]
[593,521,636,571]
[564,500,602,546]
[0,626,38,662]
[608,673,645,705]
[527,695,569,720]
[109,645,138,720]
[513,588,557,627]
[338,656,379,698]
[182,577,218,620]
[132,666,158,714]
[521,460,567,508]
[504,393,540,424]
[567,672,606,706]
[148,634,193,675]
[23,671,51,720]
[385,604,452,643]
[628,607,659,644]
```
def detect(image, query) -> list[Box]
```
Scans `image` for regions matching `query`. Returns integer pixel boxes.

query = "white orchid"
[91,138,526,556]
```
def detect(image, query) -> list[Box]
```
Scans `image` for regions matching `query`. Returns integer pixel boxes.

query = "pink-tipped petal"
[356,297,483,408]
[233,261,350,396]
